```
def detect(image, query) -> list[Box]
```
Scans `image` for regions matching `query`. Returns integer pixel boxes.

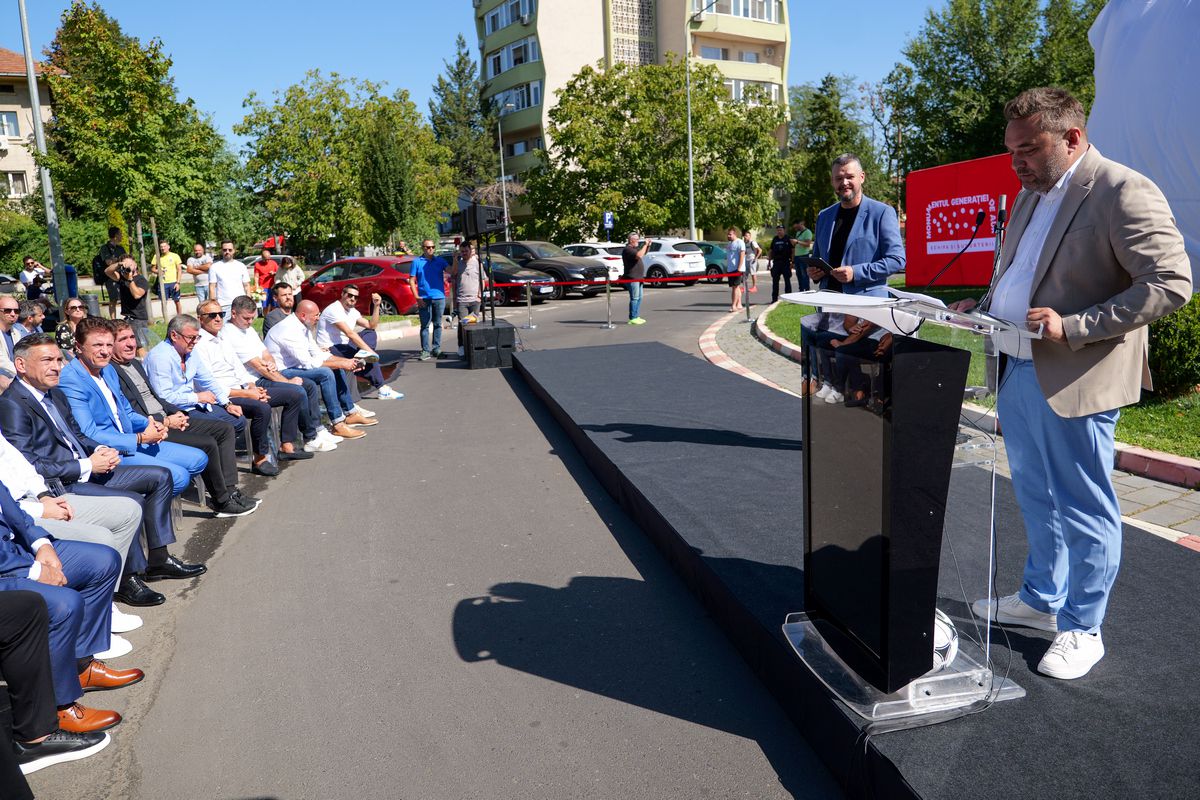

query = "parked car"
[697,241,729,283]
[482,252,557,306]
[300,256,450,316]
[488,241,609,301]
[642,238,706,285]
[562,242,624,281]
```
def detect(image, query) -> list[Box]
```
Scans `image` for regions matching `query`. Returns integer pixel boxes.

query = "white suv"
[563,242,623,281]
[642,238,706,285]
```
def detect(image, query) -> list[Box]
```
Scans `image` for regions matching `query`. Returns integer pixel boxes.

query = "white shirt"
[208,259,249,306]
[91,373,125,433]
[317,301,361,348]
[264,313,325,371]
[221,323,268,378]
[990,155,1085,358]
[0,433,53,519]
[194,329,253,393]
[19,380,92,481]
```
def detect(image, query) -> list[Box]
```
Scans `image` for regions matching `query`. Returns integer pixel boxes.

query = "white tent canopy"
[1088,0,1200,288]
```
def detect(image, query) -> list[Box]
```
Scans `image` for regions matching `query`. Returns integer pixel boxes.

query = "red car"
[300,256,452,316]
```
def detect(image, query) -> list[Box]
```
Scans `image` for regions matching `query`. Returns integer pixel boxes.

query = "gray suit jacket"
[984,146,1192,417]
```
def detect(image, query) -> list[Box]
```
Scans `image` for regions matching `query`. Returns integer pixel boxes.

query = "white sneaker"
[351,404,377,418]
[1038,631,1104,679]
[110,604,142,634]
[304,438,336,453]
[317,428,343,444]
[824,389,844,404]
[815,383,833,400]
[377,386,404,400]
[94,634,132,660]
[972,593,1058,632]
[457,346,465,357]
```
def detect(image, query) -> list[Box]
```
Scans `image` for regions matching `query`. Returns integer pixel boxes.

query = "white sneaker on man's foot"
[94,634,132,660]
[110,604,142,634]
[304,438,336,453]
[377,386,403,399]
[824,389,845,404]
[815,383,833,400]
[317,428,343,444]
[972,593,1058,632]
[351,404,377,418]
[1038,631,1104,679]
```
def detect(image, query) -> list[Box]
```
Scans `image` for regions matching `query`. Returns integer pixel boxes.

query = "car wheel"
[646,266,667,286]
[545,273,565,301]
[377,296,399,316]
[492,288,511,307]
[705,266,724,284]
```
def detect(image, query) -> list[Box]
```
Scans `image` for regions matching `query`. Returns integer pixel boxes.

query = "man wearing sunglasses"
[408,240,450,360]
[0,296,23,391]
[316,285,401,400]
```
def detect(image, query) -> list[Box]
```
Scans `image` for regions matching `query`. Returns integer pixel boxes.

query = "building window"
[485,0,536,34]
[0,111,20,138]
[485,36,540,79]
[700,46,728,60]
[0,84,16,95]
[497,80,543,114]
[3,172,29,198]
[723,79,780,104]
[694,0,782,24]
[741,51,759,63]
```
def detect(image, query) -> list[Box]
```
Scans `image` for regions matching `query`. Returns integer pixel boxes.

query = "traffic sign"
[603,211,614,230]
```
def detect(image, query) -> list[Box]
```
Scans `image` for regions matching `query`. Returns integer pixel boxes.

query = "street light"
[497,102,516,240]
[686,0,720,242]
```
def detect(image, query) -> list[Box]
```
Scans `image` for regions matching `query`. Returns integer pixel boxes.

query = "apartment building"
[474,0,789,189]
[0,47,53,204]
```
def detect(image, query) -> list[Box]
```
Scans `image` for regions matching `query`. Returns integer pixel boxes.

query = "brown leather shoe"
[343,412,379,427]
[57,702,121,733]
[79,659,145,692]
[331,422,366,439]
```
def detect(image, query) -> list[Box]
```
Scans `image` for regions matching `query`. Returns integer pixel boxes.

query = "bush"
[0,211,108,278]
[1149,293,1200,397]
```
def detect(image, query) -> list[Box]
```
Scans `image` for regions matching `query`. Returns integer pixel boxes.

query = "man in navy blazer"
[0,333,206,603]
[807,153,905,297]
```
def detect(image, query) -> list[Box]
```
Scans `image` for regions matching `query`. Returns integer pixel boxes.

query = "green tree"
[525,57,787,241]
[359,106,413,248]
[1036,0,1107,110]
[429,35,497,194]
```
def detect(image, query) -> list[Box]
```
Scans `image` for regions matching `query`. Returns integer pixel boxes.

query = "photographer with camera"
[104,256,151,356]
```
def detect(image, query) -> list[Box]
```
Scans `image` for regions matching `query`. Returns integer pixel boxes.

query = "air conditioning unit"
[472,0,481,7]
[765,47,775,56]
[520,13,531,25]
[0,144,9,157]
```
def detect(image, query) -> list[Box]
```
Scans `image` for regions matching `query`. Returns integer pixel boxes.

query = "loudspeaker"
[463,203,506,238]
[464,320,515,369]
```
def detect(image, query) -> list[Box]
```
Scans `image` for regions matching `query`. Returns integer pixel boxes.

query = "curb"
[698,309,799,397]
[751,301,1200,491]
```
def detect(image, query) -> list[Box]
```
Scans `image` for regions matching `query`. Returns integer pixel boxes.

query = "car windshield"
[673,242,701,252]
[528,242,571,258]
[485,252,520,270]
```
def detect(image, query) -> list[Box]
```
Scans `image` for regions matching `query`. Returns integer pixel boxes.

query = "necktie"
[42,394,86,458]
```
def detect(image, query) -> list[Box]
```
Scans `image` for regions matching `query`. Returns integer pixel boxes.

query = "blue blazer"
[59,359,149,456]
[0,480,52,578]
[0,381,102,484]
[811,195,905,297]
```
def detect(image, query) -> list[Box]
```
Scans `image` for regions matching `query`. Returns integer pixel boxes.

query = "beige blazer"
[984,146,1192,417]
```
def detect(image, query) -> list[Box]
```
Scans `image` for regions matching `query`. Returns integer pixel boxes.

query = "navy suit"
[811,194,905,297]
[0,485,120,707]
[0,381,177,575]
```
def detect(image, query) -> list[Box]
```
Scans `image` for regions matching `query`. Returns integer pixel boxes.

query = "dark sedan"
[482,253,556,306]
[488,241,609,301]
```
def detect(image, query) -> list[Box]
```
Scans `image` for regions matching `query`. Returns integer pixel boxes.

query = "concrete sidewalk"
[698,303,1200,553]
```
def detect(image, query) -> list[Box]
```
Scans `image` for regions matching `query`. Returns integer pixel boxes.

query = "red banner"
[904,153,1022,286]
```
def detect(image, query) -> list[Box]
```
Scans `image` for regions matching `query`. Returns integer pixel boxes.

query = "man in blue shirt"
[407,239,449,360]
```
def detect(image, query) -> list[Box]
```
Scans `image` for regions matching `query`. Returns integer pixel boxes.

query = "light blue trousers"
[997,357,1122,632]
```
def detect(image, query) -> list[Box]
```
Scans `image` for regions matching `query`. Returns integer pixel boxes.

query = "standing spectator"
[55,298,88,358]
[408,239,449,361]
[768,224,795,302]
[149,240,183,317]
[263,283,295,338]
[14,301,44,339]
[185,243,213,304]
[742,229,761,294]
[208,241,251,317]
[791,219,813,291]
[316,286,401,399]
[92,227,125,318]
[620,232,649,326]
[104,256,151,356]
[277,257,305,301]
[0,296,21,390]
[725,227,745,313]
[453,240,487,355]
[252,249,278,313]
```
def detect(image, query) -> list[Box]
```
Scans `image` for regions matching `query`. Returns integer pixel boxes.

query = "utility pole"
[18,0,67,303]
[497,102,515,240]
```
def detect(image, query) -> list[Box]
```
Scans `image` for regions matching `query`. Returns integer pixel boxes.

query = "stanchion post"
[603,275,615,329]
[522,282,536,330]
[743,262,753,324]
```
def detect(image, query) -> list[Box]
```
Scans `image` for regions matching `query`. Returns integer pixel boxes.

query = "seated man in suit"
[107,320,258,518]
[0,484,143,736]
[2,591,110,781]
[0,333,206,606]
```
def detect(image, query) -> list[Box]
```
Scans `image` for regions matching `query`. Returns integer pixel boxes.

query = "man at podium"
[954,88,1192,680]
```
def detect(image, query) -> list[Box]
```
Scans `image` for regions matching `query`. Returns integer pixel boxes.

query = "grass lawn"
[764,282,1200,459]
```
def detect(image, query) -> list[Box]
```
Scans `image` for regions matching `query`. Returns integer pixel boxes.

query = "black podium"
[463,319,516,369]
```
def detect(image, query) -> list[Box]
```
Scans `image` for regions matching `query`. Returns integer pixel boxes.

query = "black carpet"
[513,342,1199,800]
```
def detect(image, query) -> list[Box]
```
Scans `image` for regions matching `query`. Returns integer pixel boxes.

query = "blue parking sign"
[603,211,614,230]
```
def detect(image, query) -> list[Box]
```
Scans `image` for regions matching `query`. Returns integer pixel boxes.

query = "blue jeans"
[997,357,1122,632]
[418,297,446,352]
[626,281,643,320]
[281,366,346,424]
[194,282,209,302]
[122,440,209,495]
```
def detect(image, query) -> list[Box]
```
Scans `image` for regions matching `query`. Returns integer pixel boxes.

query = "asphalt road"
[27,281,841,800]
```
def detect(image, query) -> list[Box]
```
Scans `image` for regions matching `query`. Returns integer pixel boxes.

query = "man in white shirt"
[18,257,47,288]
[194,299,311,470]
[317,285,402,400]
[207,240,251,316]
[264,300,370,440]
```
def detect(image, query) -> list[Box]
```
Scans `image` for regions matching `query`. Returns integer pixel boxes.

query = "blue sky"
[3,1,935,149]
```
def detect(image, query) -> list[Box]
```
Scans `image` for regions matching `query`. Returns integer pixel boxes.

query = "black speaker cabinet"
[802,336,970,693]
[464,320,515,369]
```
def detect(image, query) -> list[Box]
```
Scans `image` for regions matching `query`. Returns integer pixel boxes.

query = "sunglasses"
[175,333,201,343]
[199,312,223,320]
[65,304,86,311]
[0,308,18,314]
[344,293,359,300]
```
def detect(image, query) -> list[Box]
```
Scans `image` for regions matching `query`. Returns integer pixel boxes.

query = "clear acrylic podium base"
[782,611,1025,723]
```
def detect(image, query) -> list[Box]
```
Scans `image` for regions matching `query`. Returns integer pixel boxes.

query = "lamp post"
[685,0,720,242]
[497,102,516,240]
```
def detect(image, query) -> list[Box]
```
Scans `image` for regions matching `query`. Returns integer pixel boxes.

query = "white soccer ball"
[930,609,960,673]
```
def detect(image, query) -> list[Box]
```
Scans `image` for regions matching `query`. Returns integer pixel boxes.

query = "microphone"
[997,194,1007,226]
[922,210,987,290]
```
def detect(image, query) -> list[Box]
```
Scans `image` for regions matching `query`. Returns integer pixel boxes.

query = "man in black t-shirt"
[620,233,650,325]
[768,224,794,302]
[106,256,151,354]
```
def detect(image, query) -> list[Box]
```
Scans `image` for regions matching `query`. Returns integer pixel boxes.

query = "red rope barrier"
[492,271,742,288]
